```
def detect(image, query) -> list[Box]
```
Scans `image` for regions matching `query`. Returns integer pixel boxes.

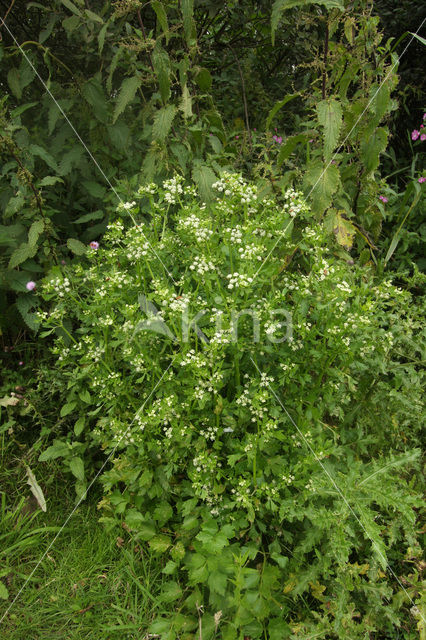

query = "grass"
[0,434,168,640]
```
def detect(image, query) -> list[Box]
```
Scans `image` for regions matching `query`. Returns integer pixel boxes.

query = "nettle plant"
[36,175,424,638]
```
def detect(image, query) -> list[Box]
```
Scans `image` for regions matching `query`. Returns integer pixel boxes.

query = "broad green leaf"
[82,181,106,198]
[38,176,64,186]
[360,127,388,173]
[61,0,82,16]
[265,93,298,131]
[162,560,178,575]
[82,76,109,123]
[16,295,39,331]
[29,144,59,172]
[39,440,69,461]
[332,211,356,249]
[9,244,37,269]
[74,210,104,224]
[192,164,216,202]
[10,102,38,118]
[28,220,44,248]
[112,75,141,123]
[148,534,171,553]
[152,105,177,142]
[316,98,343,161]
[25,466,47,512]
[153,502,173,526]
[194,68,212,91]
[0,582,9,600]
[67,238,87,256]
[60,401,77,417]
[208,570,228,596]
[159,581,182,602]
[84,8,103,23]
[303,159,341,216]
[125,509,145,529]
[7,68,21,99]
[152,47,171,103]
[69,457,84,482]
[180,84,192,119]
[74,416,85,436]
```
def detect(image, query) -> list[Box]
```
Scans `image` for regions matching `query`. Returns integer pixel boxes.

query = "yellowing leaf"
[25,465,47,512]
[333,211,356,249]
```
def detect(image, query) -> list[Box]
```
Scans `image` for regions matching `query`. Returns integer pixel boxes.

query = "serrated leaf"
[192,164,216,202]
[28,220,44,248]
[29,145,59,172]
[9,244,37,269]
[194,68,212,91]
[271,0,344,45]
[113,75,141,123]
[182,0,196,46]
[152,47,171,103]
[69,456,84,482]
[277,132,308,166]
[316,99,343,161]
[332,211,356,249]
[39,176,64,186]
[16,295,40,331]
[148,534,171,553]
[39,441,69,461]
[25,466,46,512]
[152,105,177,142]
[304,159,341,216]
[360,127,388,173]
[74,210,104,224]
[82,76,109,123]
[180,84,192,119]
[67,238,87,256]
[159,581,182,602]
[152,0,169,42]
[153,502,173,526]
[162,560,178,575]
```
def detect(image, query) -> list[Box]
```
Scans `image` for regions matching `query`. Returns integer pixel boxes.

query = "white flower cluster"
[43,276,71,298]
[226,272,253,289]
[105,220,124,245]
[224,225,242,244]
[163,176,184,204]
[189,256,215,276]
[282,188,309,218]
[212,173,258,208]
[137,183,156,196]
[178,214,213,242]
[117,200,136,211]
[238,243,262,260]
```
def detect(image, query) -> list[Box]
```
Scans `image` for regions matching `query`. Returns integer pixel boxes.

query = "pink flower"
[277,136,283,144]
[18,361,24,366]
[421,134,426,141]
[379,195,388,203]
[89,241,99,250]
[411,130,420,140]
[418,177,426,184]
[423,113,426,120]
[26,281,36,291]
[235,135,239,140]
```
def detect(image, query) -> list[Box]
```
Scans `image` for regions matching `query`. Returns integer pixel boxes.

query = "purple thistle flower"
[89,241,99,250]
[26,281,36,291]
[411,130,420,141]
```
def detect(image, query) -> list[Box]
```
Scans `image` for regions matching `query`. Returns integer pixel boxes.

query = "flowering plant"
[35,174,424,638]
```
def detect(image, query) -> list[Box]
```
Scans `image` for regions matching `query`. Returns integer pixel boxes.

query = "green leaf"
[152,47,171,103]
[360,127,388,173]
[29,145,59,172]
[9,244,37,269]
[194,68,212,91]
[180,85,192,119]
[38,176,64,187]
[410,32,426,46]
[60,401,77,417]
[98,21,108,54]
[152,105,177,142]
[39,440,69,461]
[74,417,85,436]
[153,502,173,526]
[265,93,298,131]
[25,466,47,512]
[159,581,182,602]
[112,75,141,123]
[152,1,169,42]
[67,238,87,256]
[0,582,9,600]
[7,68,22,99]
[28,220,44,248]
[208,570,228,596]
[303,159,341,216]
[277,132,310,166]
[82,76,109,123]
[16,295,40,331]
[84,8,103,23]
[74,210,104,224]
[148,534,171,553]
[61,0,82,16]
[162,560,178,575]
[69,457,84,482]
[316,98,343,161]
[182,0,196,46]
[192,164,216,202]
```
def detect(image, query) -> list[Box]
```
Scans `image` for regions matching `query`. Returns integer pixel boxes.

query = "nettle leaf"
[194,68,212,91]
[182,0,196,46]
[303,159,341,216]
[25,466,47,512]
[316,98,343,161]
[192,163,216,202]
[152,105,177,142]
[29,144,59,172]
[360,127,388,173]
[159,581,182,603]
[180,85,193,119]
[332,211,356,249]
[152,0,169,42]
[7,68,22,99]
[152,47,171,103]
[113,75,141,123]
[9,243,37,269]
[28,220,44,248]
[83,75,109,123]
[16,295,40,331]
[67,238,87,256]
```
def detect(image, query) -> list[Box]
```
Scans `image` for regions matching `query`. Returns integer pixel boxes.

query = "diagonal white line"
[249,355,425,621]
[0,355,178,624]
[252,17,426,283]
[0,17,178,285]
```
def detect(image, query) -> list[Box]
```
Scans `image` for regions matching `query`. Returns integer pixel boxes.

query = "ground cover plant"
[26,175,425,639]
